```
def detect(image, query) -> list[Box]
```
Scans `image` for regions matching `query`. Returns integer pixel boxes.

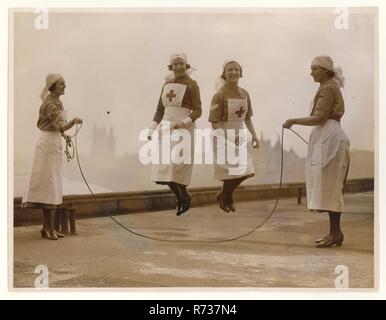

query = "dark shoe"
[315,232,344,244]
[217,191,229,213]
[40,229,48,239]
[176,198,183,215]
[227,194,236,212]
[315,234,343,248]
[177,193,192,216]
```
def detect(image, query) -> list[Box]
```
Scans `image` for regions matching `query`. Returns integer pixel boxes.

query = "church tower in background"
[107,127,116,157]
[90,125,116,158]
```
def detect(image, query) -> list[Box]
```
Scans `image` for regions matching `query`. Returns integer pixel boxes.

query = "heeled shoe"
[40,229,48,239]
[177,193,192,216]
[314,234,329,244]
[46,230,58,240]
[227,194,236,212]
[176,198,183,216]
[217,191,229,213]
[340,232,344,245]
[315,234,343,248]
[55,230,65,238]
[315,232,344,244]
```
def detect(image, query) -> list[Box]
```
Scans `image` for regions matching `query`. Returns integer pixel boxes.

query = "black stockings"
[328,211,342,236]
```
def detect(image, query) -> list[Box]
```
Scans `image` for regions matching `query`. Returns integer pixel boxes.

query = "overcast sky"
[12,8,376,162]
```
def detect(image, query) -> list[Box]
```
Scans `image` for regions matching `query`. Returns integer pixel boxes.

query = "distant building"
[107,127,116,156]
[252,131,306,184]
[90,125,116,157]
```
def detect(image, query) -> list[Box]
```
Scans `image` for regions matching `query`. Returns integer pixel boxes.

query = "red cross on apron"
[235,106,245,118]
[166,90,177,102]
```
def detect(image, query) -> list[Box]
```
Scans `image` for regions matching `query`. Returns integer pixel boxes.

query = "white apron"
[306,119,350,212]
[151,83,195,185]
[212,98,255,180]
[22,130,63,205]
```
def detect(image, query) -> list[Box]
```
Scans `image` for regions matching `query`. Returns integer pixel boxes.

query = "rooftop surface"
[12,192,374,289]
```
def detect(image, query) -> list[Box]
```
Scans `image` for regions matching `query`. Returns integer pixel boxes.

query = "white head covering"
[215,59,242,91]
[40,73,64,101]
[311,55,345,88]
[170,53,188,65]
[165,53,196,82]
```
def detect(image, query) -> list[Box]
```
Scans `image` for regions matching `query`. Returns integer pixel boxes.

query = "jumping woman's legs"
[177,184,192,216]
[218,175,251,212]
[166,182,183,214]
[225,176,250,211]
[217,180,233,212]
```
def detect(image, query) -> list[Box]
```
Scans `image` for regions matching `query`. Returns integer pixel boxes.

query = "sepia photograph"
[8,4,378,294]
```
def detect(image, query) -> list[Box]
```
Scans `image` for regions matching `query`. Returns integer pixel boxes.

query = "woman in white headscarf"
[283,56,350,248]
[209,60,259,212]
[148,54,202,216]
[22,74,83,240]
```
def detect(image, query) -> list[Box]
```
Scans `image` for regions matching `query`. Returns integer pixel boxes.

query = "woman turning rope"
[148,54,202,216]
[209,60,259,212]
[22,74,83,240]
[283,56,350,248]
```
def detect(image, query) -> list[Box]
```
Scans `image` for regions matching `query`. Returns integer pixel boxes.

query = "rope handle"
[63,123,83,162]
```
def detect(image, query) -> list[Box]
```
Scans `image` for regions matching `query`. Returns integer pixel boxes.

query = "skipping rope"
[67,124,308,244]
